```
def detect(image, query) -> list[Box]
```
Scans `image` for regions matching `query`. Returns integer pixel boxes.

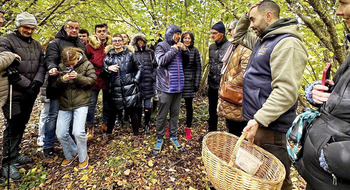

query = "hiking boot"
[144,124,150,135]
[169,137,184,152]
[153,139,164,155]
[86,125,94,141]
[78,156,89,170]
[61,154,78,167]
[101,122,107,132]
[43,148,55,158]
[185,128,192,141]
[165,125,170,137]
[2,164,21,180]
[15,155,33,166]
[133,136,140,148]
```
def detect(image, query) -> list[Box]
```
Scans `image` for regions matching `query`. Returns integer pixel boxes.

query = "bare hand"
[177,42,186,51]
[108,65,119,72]
[171,44,179,50]
[248,0,263,16]
[49,68,58,76]
[62,71,77,81]
[312,80,334,104]
[14,54,22,61]
[243,119,259,142]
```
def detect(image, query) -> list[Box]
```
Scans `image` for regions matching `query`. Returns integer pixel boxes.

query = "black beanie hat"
[211,21,225,34]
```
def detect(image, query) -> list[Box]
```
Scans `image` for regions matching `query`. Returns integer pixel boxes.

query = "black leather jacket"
[102,47,142,110]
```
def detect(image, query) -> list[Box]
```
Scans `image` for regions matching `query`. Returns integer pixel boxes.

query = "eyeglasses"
[22,25,36,31]
[228,28,233,32]
[211,32,219,35]
[66,25,80,31]
[112,39,123,43]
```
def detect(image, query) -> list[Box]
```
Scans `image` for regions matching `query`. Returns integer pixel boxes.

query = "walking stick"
[7,83,12,189]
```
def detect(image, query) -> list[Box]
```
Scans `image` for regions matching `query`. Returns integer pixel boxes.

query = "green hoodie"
[234,14,308,127]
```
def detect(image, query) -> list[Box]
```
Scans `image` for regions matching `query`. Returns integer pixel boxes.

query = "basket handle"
[228,132,247,167]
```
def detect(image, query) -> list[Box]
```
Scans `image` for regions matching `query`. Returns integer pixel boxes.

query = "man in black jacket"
[43,19,86,158]
[207,21,230,132]
[0,12,45,180]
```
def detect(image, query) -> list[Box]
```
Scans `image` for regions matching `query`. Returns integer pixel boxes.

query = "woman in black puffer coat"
[101,34,142,147]
[181,31,202,140]
[131,33,157,134]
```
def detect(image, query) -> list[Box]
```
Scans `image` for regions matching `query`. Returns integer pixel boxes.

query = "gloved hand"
[2,67,20,84]
[2,58,21,83]
[26,80,43,96]
[8,58,20,68]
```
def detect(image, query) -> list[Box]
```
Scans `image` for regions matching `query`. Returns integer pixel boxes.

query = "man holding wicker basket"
[234,0,308,189]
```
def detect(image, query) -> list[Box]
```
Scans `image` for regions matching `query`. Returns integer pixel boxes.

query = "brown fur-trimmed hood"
[88,35,112,50]
[131,33,150,51]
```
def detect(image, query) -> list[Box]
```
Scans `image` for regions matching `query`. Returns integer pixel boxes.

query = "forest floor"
[0,95,306,189]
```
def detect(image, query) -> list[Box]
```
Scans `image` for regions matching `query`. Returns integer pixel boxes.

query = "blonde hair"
[61,47,83,66]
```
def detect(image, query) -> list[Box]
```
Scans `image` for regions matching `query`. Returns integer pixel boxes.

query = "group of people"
[0,5,203,180]
[0,0,349,189]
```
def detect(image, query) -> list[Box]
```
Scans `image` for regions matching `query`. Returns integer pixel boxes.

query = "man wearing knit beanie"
[15,12,38,38]
[0,5,5,27]
[0,11,45,180]
[207,21,230,132]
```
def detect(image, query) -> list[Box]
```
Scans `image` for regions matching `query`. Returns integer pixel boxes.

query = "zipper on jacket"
[176,55,180,92]
[332,173,337,185]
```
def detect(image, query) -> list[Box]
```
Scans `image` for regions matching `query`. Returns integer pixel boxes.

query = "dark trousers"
[107,107,140,136]
[226,119,247,137]
[254,127,292,190]
[208,86,218,131]
[2,96,36,166]
[184,97,193,128]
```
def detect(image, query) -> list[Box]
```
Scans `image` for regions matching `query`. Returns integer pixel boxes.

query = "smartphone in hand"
[321,62,332,86]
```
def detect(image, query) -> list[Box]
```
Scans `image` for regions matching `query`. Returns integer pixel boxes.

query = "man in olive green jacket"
[234,1,308,189]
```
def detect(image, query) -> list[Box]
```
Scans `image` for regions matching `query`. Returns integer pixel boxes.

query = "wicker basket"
[202,131,286,190]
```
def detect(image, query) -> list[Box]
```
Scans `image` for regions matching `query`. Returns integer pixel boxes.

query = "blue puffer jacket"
[155,24,189,93]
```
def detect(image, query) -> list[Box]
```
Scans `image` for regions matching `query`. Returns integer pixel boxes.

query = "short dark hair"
[95,23,108,32]
[79,29,89,36]
[258,0,280,18]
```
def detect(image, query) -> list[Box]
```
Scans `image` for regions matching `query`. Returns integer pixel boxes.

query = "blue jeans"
[56,106,88,163]
[43,99,59,149]
[86,89,110,125]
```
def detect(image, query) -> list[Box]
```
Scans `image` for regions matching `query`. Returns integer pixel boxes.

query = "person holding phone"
[295,1,350,189]
[53,47,96,169]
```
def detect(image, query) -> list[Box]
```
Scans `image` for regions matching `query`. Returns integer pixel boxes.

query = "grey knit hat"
[15,12,37,27]
[0,5,4,14]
